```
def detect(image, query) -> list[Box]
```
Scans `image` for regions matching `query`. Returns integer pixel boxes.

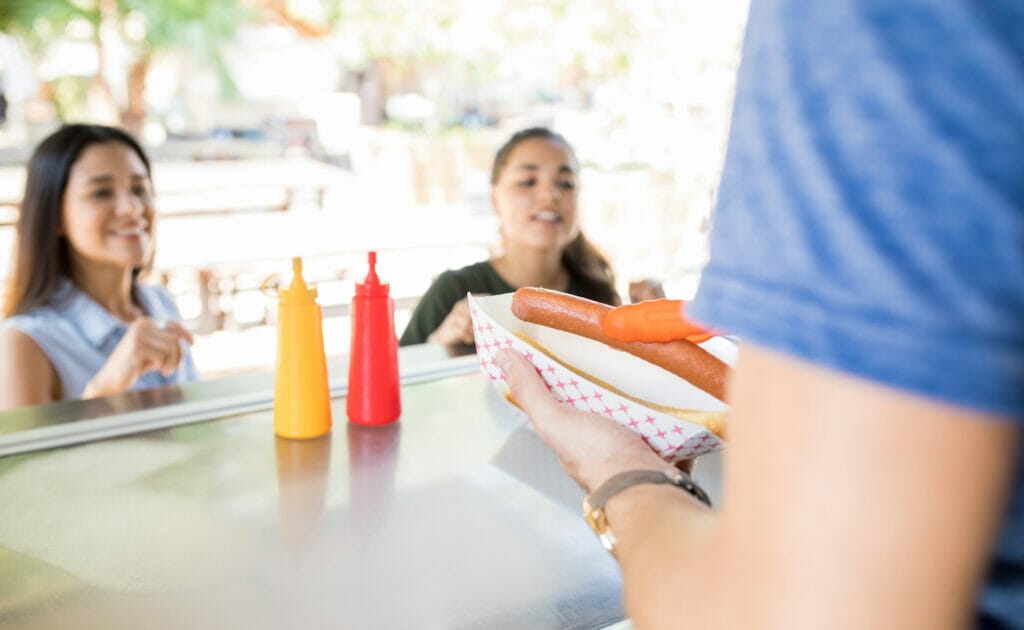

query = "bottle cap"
[279,257,317,305]
[355,251,389,297]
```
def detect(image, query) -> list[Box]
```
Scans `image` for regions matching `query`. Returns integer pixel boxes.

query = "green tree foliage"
[0,0,93,51]
[1,0,257,123]
[122,0,254,78]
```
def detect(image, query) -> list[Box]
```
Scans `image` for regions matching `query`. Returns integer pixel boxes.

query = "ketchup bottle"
[347,251,401,426]
[271,257,332,439]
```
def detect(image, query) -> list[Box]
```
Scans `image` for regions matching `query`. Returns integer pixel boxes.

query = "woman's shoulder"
[4,278,94,329]
[0,307,78,368]
[1,305,63,334]
[0,322,50,361]
[0,323,60,405]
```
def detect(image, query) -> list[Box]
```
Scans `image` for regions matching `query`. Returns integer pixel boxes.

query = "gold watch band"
[583,469,712,555]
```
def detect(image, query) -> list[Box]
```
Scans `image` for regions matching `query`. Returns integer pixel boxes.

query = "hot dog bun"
[512,331,729,439]
[511,287,727,401]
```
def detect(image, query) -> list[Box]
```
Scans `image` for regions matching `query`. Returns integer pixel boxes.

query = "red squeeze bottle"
[346,251,401,426]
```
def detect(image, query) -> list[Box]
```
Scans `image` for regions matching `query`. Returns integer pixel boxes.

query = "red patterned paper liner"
[469,298,724,462]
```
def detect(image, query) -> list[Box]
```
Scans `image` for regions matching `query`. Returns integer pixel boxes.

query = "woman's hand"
[83,317,194,398]
[495,347,671,492]
[428,296,481,347]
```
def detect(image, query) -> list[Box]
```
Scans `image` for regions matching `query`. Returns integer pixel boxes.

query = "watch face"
[584,504,617,554]
[583,501,605,531]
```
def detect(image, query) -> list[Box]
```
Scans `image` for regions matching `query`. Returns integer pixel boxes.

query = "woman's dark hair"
[491,127,620,306]
[2,124,153,317]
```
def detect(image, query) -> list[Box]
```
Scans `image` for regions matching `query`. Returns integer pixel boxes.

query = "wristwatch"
[583,469,712,555]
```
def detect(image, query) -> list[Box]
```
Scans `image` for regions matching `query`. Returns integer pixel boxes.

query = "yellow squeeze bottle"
[273,257,332,439]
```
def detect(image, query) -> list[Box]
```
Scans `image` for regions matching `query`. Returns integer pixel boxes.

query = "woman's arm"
[0,328,60,409]
[497,344,1020,629]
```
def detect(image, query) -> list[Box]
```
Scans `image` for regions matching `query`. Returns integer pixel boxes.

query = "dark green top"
[399,260,608,348]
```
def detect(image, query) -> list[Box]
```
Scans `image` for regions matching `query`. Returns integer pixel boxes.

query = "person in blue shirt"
[496,1,1023,628]
[0,124,197,409]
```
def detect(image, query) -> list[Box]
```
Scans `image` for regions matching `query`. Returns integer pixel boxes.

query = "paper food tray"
[469,293,731,462]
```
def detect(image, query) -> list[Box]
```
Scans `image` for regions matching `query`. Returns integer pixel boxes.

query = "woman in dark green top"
[400,128,621,350]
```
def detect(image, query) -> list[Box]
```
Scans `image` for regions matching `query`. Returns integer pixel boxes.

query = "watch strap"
[583,469,712,555]
[588,469,712,510]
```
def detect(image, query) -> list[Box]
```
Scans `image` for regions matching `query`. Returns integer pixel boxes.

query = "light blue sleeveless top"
[1,279,199,399]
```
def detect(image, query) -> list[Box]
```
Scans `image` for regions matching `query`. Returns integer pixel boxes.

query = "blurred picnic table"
[0,156,345,221]
[0,155,496,336]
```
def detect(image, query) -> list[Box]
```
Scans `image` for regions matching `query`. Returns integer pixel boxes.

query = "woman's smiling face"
[491,137,580,253]
[60,141,155,273]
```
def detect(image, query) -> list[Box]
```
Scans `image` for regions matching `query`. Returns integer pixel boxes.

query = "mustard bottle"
[272,257,332,439]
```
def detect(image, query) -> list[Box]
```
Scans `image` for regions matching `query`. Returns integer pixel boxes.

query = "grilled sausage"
[511,287,727,401]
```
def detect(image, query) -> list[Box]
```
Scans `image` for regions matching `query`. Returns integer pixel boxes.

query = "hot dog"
[601,299,716,344]
[502,339,728,439]
[510,287,727,401]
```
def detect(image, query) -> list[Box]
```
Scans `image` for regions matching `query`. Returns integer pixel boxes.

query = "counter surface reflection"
[0,346,647,629]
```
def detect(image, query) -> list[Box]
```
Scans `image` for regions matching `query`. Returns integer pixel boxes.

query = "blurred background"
[0,0,749,378]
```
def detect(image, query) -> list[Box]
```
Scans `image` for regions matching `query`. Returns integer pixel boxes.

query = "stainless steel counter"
[0,345,722,629]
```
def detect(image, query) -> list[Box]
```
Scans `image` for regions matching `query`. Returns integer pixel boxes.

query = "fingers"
[135,318,192,377]
[435,296,491,347]
[460,322,476,346]
[153,322,192,376]
[136,342,175,377]
[451,301,475,345]
[155,335,182,376]
[137,334,179,376]
[143,318,192,347]
[674,459,696,475]
[494,347,677,490]
[163,320,194,345]
[432,299,476,346]
[494,348,561,420]
[494,348,593,480]
[629,279,666,303]
[452,299,472,327]
[94,318,192,394]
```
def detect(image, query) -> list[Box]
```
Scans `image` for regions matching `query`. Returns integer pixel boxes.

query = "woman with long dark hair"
[0,124,196,408]
[400,127,623,350]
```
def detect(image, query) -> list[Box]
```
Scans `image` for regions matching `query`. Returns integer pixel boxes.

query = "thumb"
[494,348,559,418]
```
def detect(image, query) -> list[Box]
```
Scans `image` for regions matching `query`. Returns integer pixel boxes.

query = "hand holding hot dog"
[495,347,673,492]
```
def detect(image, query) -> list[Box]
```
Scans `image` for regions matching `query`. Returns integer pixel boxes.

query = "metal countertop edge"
[0,355,481,458]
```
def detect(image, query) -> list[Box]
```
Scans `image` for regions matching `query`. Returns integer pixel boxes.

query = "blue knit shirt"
[691,1,1024,627]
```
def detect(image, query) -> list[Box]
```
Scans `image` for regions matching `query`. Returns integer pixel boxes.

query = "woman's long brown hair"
[2,124,153,317]
[491,127,620,306]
